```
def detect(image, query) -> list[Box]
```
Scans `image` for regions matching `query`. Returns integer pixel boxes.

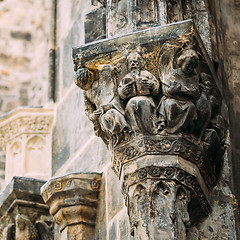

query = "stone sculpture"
[157,47,200,134]
[118,51,159,135]
[73,21,226,240]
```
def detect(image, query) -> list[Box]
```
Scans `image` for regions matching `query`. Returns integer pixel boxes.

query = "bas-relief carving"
[126,180,190,240]
[74,23,225,239]
[0,213,54,240]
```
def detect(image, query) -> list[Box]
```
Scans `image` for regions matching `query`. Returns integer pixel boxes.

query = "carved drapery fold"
[73,20,225,239]
[0,107,54,183]
[41,173,102,240]
[0,177,54,240]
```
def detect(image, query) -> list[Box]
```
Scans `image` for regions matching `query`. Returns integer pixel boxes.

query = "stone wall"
[203,1,240,237]
[0,0,51,190]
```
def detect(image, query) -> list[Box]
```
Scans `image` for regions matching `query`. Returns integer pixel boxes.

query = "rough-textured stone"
[85,6,106,44]
[0,177,54,240]
[72,17,230,239]
[0,0,50,115]
[41,173,102,240]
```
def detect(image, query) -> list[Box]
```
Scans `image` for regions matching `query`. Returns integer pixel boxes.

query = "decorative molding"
[0,107,54,183]
[0,107,54,148]
[41,173,102,239]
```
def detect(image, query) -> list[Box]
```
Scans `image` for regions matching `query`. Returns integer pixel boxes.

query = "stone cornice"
[0,176,46,217]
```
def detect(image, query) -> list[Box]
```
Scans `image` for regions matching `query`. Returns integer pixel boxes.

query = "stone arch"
[9,141,23,178]
[25,136,47,175]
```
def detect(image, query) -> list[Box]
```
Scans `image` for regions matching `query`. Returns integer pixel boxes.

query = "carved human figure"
[15,214,39,240]
[127,179,190,240]
[35,215,54,240]
[157,48,200,134]
[75,65,129,146]
[118,52,160,135]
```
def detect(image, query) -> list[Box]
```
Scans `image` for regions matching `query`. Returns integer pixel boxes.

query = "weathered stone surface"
[52,87,94,175]
[203,2,240,237]
[73,19,226,239]
[73,19,193,67]
[107,166,124,221]
[41,172,102,240]
[0,107,54,183]
[85,6,106,44]
[0,176,54,240]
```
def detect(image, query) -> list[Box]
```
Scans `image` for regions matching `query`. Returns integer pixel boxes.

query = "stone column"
[41,173,102,240]
[73,20,226,239]
[0,176,54,240]
[0,106,54,183]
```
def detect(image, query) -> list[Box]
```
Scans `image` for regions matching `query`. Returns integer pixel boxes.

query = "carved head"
[127,52,141,71]
[75,68,94,90]
[177,49,199,75]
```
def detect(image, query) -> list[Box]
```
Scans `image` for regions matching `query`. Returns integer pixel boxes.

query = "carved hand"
[122,83,133,96]
[168,81,181,94]
[100,103,113,113]
[89,109,102,122]
[141,79,154,90]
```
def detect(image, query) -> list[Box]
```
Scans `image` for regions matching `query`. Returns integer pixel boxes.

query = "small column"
[0,106,54,183]
[41,173,102,240]
[0,176,54,240]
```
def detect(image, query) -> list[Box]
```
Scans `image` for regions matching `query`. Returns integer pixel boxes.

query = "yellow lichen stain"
[86,52,125,71]
[1,69,10,76]
[231,194,238,211]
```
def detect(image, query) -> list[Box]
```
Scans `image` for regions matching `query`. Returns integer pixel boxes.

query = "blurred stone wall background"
[0,0,50,190]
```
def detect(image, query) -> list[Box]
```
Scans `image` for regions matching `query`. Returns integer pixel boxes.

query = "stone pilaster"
[41,173,102,240]
[0,106,54,183]
[0,176,54,240]
[73,20,226,239]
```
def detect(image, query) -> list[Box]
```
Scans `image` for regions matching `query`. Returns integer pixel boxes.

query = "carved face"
[177,49,199,75]
[181,57,198,74]
[127,53,141,71]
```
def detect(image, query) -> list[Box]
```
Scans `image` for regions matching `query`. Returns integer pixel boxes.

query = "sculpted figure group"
[75,45,223,148]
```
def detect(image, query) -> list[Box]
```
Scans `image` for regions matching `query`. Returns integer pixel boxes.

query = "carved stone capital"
[41,173,102,240]
[73,20,226,239]
[0,177,54,240]
[0,106,54,182]
[120,155,211,239]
